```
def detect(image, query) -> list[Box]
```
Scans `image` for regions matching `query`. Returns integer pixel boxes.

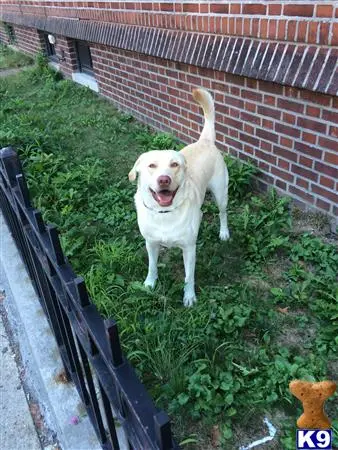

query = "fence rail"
[0,146,179,450]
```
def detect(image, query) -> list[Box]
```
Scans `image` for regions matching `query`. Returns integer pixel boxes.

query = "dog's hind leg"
[144,240,160,288]
[208,165,230,241]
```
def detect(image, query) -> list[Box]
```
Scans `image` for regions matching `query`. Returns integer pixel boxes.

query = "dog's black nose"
[158,175,171,186]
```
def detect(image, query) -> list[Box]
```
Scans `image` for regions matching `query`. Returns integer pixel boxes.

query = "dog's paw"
[219,228,230,241]
[144,277,156,289]
[183,294,197,307]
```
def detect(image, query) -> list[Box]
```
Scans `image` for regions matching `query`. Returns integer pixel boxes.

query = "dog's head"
[129,150,187,208]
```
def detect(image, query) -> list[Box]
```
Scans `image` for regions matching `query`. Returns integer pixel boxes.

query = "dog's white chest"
[136,200,202,248]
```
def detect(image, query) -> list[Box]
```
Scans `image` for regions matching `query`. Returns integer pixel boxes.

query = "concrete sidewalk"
[0,310,42,450]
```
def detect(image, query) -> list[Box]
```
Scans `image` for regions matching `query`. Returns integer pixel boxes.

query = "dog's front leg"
[144,240,160,289]
[182,244,197,307]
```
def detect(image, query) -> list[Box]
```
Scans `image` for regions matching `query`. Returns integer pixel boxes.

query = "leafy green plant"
[0,43,33,69]
[224,154,257,200]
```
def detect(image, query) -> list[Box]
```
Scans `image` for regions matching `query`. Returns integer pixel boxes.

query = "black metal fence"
[0,147,179,450]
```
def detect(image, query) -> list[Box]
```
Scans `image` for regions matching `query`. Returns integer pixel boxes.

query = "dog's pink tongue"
[156,191,173,206]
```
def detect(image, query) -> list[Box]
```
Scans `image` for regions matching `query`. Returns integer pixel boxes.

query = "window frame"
[4,23,16,44]
[43,33,57,62]
[74,40,94,76]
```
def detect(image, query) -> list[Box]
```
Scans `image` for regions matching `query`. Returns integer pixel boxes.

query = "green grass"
[1,62,337,449]
[0,44,33,70]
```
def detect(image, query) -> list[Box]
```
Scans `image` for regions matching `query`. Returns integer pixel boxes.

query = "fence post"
[105,319,123,367]
[74,276,90,307]
[0,146,22,187]
[47,224,65,266]
[154,411,174,450]
[16,173,31,207]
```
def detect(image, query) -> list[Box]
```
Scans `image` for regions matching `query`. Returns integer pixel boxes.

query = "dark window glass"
[75,41,94,75]
[43,33,57,61]
[4,23,16,44]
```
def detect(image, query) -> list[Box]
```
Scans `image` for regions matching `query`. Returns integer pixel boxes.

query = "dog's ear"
[128,155,144,181]
[178,153,187,171]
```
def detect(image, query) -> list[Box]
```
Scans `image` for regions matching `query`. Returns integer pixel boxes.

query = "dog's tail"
[192,88,215,142]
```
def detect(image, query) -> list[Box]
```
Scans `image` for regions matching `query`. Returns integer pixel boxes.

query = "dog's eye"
[170,162,179,168]
[148,163,157,169]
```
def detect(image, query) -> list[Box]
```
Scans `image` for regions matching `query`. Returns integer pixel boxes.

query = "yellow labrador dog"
[129,88,229,306]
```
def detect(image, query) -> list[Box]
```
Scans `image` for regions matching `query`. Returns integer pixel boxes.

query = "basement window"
[75,40,94,75]
[4,23,16,44]
[43,33,57,62]
[72,40,98,92]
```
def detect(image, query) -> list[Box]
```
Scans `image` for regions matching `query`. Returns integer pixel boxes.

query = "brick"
[324,152,338,165]
[257,105,281,120]
[182,3,199,13]
[312,184,338,204]
[242,4,267,15]
[308,22,319,44]
[280,137,293,148]
[240,132,259,147]
[329,126,338,138]
[276,123,300,138]
[319,137,338,152]
[256,128,279,143]
[297,117,326,134]
[299,155,313,168]
[316,198,330,212]
[300,90,331,106]
[271,166,294,182]
[319,22,330,45]
[297,21,308,42]
[322,110,338,123]
[320,176,335,190]
[316,5,333,18]
[302,132,317,145]
[284,4,314,17]
[279,159,290,170]
[276,179,287,191]
[282,112,296,125]
[277,20,287,40]
[297,177,309,189]
[260,19,269,39]
[287,20,297,41]
[306,105,321,117]
[241,89,262,102]
[160,3,174,12]
[294,141,322,159]
[315,161,338,179]
[289,185,314,204]
[261,141,272,152]
[243,18,251,36]
[278,99,304,113]
[256,149,276,165]
[241,111,260,125]
[210,4,229,14]
[230,4,241,14]
[292,164,318,182]
[268,4,282,16]
[332,24,338,45]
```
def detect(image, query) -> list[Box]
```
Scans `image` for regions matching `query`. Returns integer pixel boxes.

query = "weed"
[0,44,33,70]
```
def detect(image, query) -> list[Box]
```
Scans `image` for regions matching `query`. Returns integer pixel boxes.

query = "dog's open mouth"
[150,188,178,207]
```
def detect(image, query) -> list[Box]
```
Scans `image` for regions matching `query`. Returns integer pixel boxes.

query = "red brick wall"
[1,1,337,46]
[2,24,43,57]
[0,22,9,43]
[1,1,337,220]
[91,46,337,217]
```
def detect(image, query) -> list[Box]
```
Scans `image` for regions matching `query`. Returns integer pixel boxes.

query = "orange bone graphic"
[289,380,336,430]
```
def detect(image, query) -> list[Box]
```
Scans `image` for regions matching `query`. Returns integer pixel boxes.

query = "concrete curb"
[0,211,128,450]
